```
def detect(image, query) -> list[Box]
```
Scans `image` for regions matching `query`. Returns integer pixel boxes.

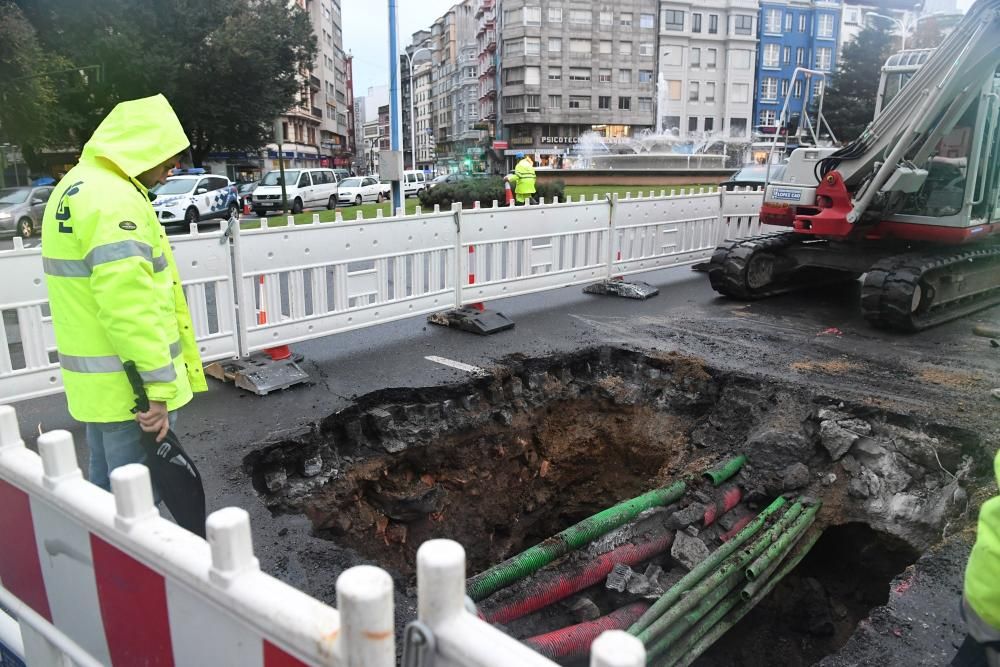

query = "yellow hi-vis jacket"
[965,449,1000,630]
[41,94,207,423]
[506,157,537,202]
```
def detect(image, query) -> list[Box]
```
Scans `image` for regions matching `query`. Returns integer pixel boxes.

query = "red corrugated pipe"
[719,514,753,542]
[703,485,742,527]
[524,602,651,660]
[480,532,674,625]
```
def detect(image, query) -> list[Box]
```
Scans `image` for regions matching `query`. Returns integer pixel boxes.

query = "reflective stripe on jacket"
[41,94,207,423]
[966,450,1000,631]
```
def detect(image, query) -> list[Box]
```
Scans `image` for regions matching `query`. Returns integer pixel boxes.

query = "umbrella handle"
[123,361,150,414]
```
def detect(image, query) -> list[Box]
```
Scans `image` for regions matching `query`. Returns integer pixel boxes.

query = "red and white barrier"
[0,404,393,667]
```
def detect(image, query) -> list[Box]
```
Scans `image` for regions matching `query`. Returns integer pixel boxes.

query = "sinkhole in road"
[247,346,982,663]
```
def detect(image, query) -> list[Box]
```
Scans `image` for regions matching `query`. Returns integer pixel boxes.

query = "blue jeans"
[86,412,177,493]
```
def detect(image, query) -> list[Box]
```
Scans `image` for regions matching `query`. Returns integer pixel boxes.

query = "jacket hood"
[81,94,190,178]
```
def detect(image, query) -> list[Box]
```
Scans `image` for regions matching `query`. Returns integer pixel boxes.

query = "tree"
[823,25,895,142]
[14,0,316,165]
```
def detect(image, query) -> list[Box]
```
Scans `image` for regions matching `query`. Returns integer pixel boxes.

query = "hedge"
[417,177,566,210]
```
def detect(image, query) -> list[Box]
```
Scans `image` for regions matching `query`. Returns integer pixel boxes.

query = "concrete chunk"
[671,531,710,570]
[606,563,633,592]
[667,503,706,529]
[781,462,811,491]
[819,421,859,461]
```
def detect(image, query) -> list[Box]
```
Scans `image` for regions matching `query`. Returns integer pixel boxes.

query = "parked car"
[332,168,352,183]
[427,173,468,190]
[720,164,787,190]
[402,170,429,197]
[150,169,239,227]
[0,185,53,238]
[337,176,387,206]
[252,168,339,215]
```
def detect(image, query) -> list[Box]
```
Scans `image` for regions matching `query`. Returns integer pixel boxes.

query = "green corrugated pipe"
[703,455,747,486]
[629,495,788,635]
[636,502,805,646]
[467,479,686,601]
[666,527,824,667]
[744,504,821,582]
[741,523,817,601]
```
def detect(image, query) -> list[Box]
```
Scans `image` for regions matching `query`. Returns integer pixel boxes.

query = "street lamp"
[403,46,435,171]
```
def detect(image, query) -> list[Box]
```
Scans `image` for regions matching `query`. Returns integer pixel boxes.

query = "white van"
[252,168,339,215]
[402,170,428,197]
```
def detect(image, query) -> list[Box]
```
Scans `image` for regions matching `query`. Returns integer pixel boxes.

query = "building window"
[502,8,521,25]
[620,12,633,29]
[525,37,541,56]
[692,13,702,32]
[600,40,612,54]
[663,115,681,131]
[730,118,748,137]
[759,110,777,126]
[504,95,524,113]
[761,78,778,101]
[548,67,562,81]
[799,14,807,32]
[816,47,832,70]
[783,46,791,65]
[570,39,591,54]
[639,69,654,83]
[599,11,613,27]
[640,13,655,29]
[667,80,682,101]
[549,37,562,52]
[763,44,780,68]
[639,97,653,111]
[525,7,541,26]
[690,47,701,67]
[569,95,591,109]
[785,12,793,31]
[689,82,700,101]
[569,68,591,81]
[780,79,789,98]
[548,7,562,23]
[504,67,524,84]
[548,95,561,109]
[619,42,633,56]
[796,47,806,65]
[599,95,611,110]
[662,10,684,31]
[813,80,825,97]
[709,14,718,33]
[503,39,523,56]
[619,68,632,84]
[734,15,753,35]
[731,49,751,69]
[599,68,612,83]
[705,117,714,132]
[817,14,834,38]
[705,82,716,102]
[525,66,540,85]
[845,7,861,24]
[706,48,717,68]
[619,96,631,110]
[793,80,804,98]
[526,94,541,111]
[571,9,592,24]
[639,43,654,56]
[764,9,781,33]
[688,116,699,133]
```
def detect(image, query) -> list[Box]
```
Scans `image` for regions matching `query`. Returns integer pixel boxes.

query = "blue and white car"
[150,169,239,227]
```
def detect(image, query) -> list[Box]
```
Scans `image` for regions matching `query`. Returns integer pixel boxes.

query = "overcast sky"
[345,0,459,97]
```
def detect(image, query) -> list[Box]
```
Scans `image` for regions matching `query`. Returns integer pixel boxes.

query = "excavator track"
[860,243,1000,331]
[707,232,802,299]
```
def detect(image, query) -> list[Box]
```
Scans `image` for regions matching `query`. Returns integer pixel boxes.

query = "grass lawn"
[242,183,717,229]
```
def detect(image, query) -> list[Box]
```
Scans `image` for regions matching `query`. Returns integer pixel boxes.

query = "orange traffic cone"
[242,198,251,215]
[504,181,514,206]
[257,275,292,361]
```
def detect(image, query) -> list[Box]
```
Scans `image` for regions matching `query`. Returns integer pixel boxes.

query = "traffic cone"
[257,275,292,361]
[467,245,485,312]
[242,198,251,215]
[504,181,514,206]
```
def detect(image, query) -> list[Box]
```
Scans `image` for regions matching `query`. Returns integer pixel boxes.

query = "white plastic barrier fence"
[0,191,770,405]
[0,404,392,667]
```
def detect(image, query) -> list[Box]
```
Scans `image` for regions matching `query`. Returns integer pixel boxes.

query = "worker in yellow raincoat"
[505,151,537,205]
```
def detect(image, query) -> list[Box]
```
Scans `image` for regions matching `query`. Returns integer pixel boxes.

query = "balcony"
[484,31,496,51]
[309,74,321,91]
[312,107,323,118]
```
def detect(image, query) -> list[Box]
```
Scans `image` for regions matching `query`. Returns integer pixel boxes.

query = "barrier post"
[582,193,659,300]
[337,566,395,667]
[590,631,645,667]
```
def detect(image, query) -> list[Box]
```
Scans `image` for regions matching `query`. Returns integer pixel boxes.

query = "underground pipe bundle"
[523,602,651,660]
[629,496,788,636]
[702,456,747,487]
[480,532,675,625]
[641,503,820,660]
[635,502,813,647]
[467,480,686,601]
[662,528,823,667]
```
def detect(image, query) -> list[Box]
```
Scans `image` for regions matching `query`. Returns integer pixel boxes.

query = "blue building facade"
[753,0,842,137]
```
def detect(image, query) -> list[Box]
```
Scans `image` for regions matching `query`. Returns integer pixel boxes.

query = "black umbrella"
[124,361,206,538]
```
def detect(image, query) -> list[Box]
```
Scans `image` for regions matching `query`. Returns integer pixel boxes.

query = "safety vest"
[966,449,1000,630]
[41,94,207,423]
[513,158,537,197]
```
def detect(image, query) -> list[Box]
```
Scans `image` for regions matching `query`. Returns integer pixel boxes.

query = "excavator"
[708,0,1000,331]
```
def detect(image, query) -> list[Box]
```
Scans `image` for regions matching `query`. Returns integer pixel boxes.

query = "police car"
[150,168,239,227]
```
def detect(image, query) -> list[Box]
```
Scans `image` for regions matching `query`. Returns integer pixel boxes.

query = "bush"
[417,178,565,209]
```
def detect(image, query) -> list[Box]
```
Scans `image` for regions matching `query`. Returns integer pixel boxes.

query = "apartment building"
[753,0,842,133]
[656,0,759,140]
[497,1,659,167]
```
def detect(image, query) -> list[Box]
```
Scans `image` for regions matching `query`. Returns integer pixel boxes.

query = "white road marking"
[425,355,488,375]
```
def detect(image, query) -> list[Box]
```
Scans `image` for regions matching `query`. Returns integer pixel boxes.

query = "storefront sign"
[493,140,509,150]
[540,136,580,145]
[510,136,534,146]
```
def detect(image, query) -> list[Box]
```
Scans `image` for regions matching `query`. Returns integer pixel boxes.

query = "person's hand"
[137,401,169,442]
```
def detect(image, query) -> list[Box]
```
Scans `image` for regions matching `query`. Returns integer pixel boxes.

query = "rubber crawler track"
[707,232,803,299]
